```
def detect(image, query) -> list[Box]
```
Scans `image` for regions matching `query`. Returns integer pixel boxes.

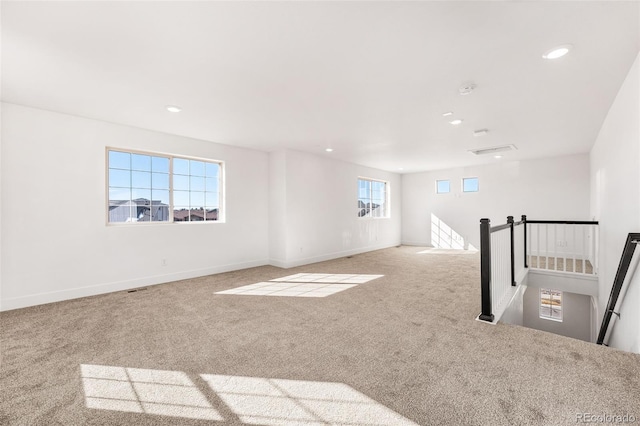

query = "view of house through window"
[173,158,221,222]
[540,288,562,321]
[358,178,388,218]
[107,149,223,223]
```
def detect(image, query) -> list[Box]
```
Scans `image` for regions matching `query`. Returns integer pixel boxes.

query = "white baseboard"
[400,240,430,247]
[268,258,288,269]
[269,242,401,269]
[0,259,268,312]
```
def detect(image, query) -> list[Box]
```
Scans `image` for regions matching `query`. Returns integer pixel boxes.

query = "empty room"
[1,1,639,425]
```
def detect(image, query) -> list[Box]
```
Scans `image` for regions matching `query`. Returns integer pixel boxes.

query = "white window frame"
[436,180,451,194]
[539,288,563,322]
[106,147,225,225]
[357,177,390,219]
[462,177,479,193]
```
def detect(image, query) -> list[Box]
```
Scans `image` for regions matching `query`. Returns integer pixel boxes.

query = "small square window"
[436,180,450,194]
[463,177,479,192]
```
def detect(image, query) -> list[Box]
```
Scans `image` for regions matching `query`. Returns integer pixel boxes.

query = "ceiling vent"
[468,144,517,156]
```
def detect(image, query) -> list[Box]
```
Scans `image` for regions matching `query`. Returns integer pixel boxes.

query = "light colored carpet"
[1,246,638,425]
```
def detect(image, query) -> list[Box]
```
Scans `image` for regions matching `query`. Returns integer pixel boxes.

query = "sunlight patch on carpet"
[200,374,418,426]
[215,282,357,297]
[270,273,384,284]
[215,273,384,297]
[81,365,418,425]
[81,364,222,421]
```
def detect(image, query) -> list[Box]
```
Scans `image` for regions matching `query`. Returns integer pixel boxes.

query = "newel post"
[522,215,528,268]
[508,216,516,286]
[479,218,494,322]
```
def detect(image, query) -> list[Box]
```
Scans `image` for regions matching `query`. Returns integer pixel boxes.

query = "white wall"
[270,149,402,268]
[590,53,640,353]
[499,282,526,327]
[522,286,592,342]
[1,103,270,310]
[401,154,591,249]
[268,150,288,265]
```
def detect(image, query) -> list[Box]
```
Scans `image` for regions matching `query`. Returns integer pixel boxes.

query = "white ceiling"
[2,1,639,173]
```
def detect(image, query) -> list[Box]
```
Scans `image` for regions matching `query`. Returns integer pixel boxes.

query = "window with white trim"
[357,178,388,218]
[107,149,223,224]
[539,288,562,321]
[436,180,450,194]
[462,177,479,192]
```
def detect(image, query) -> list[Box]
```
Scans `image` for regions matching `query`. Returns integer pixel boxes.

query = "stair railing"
[479,215,526,322]
[479,215,598,323]
[596,233,640,345]
[526,220,599,275]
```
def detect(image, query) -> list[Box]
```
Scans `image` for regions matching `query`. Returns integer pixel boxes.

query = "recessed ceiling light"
[166,105,182,113]
[542,44,572,59]
[398,168,404,171]
[473,129,489,137]
[325,148,334,152]
[442,111,453,117]
[494,155,503,159]
[449,119,463,125]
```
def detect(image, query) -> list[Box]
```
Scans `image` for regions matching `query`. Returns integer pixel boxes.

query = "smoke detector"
[459,83,477,95]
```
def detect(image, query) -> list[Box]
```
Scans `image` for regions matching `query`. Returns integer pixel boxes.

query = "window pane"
[190,175,205,192]
[132,188,151,201]
[109,151,130,170]
[132,171,151,189]
[152,156,169,173]
[173,207,189,222]
[463,177,479,192]
[108,202,135,223]
[174,191,189,206]
[174,158,189,175]
[436,180,450,194]
[540,289,562,321]
[152,190,170,206]
[108,150,223,224]
[205,209,218,221]
[205,163,219,177]
[109,169,130,188]
[131,154,151,171]
[173,175,189,191]
[205,192,219,209]
[109,187,131,204]
[152,172,169,190]
[190,160,205,177]
[150,201,169,222]
[205,177,217,192]
[189,208,205,222]
[190,191,205,208]
[357,178,387,218]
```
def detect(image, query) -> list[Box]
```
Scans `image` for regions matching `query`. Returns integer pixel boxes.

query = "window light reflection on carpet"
[81,364,418,425]
[215,273,384,298]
